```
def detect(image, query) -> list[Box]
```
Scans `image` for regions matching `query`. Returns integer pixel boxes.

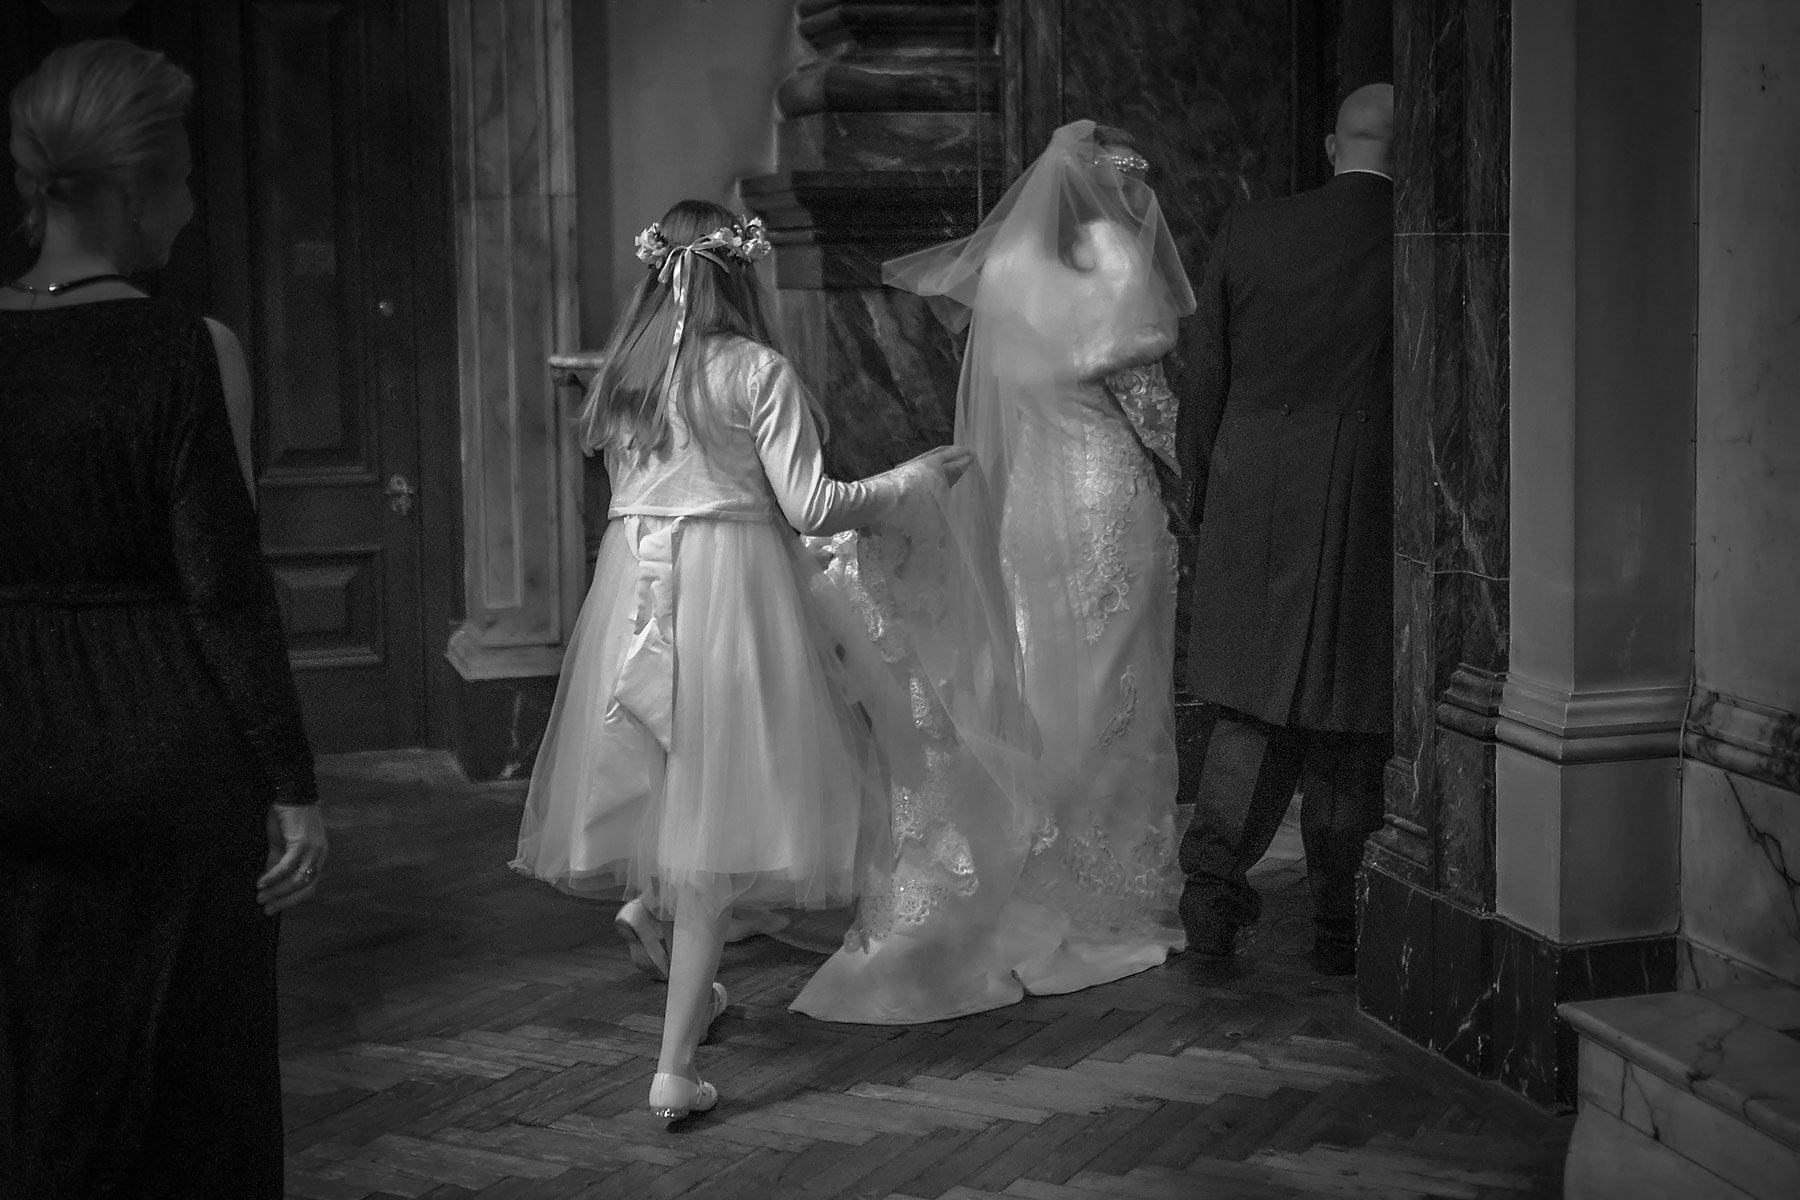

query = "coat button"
[1356,410,1367,422]
[1280,404,1291,416]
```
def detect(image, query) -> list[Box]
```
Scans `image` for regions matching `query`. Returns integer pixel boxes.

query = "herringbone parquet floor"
[279,753,1569,1200]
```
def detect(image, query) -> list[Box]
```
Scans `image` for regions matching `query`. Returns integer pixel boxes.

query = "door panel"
[249,2,371,476]
[237,0,425,749]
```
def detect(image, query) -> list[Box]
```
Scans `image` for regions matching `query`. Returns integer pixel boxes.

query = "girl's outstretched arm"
[749,354,964,535]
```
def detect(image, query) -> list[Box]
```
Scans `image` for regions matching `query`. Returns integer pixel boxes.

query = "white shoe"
[648,1072,718,1121]
[700,981,730,1045]
[614,897,669,981]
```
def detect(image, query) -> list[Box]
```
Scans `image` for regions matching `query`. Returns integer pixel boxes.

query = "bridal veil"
[794,120,1194,1022]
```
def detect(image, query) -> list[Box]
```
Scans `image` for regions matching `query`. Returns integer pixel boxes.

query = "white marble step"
[1560,986,1800,1200]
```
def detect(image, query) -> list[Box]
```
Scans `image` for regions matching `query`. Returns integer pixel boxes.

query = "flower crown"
[633,215,772,271]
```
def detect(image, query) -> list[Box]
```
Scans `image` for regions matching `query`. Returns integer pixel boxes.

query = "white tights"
[655,885,732,1081]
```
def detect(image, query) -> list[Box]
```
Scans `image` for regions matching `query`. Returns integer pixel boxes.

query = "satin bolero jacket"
[605,339,908,538]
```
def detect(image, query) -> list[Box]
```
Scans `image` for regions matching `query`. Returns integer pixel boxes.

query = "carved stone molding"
[1370,811,1432,878]
[742,167,998,289]
[1437,663,1507,740]
[1686,689,1800,795]
[1495,673,1689,765]
[745,0,1000,291]
[740,1,998,480]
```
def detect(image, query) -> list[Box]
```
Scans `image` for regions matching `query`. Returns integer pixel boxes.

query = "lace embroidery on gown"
[811,502,991,948]
[1016,813,1181,938]
[1010,403,1184,944]
[1104,362,1180,472]
[1098,664,1138,748]
[1068,413,1158,644]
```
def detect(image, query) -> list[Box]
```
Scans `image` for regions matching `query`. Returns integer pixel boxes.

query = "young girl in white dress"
[512,200,967,1121]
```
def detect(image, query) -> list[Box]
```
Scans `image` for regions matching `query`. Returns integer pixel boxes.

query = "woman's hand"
[257,802,329,915]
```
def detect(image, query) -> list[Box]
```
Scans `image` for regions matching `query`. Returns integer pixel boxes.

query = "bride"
[793,120,1195,1023]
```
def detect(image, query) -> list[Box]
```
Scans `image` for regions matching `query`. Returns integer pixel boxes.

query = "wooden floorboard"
[281,760,1569,1199]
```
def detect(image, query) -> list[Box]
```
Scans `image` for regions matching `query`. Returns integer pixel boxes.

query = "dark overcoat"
[1174,171,1394,734]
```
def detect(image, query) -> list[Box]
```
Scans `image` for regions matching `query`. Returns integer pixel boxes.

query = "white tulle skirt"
[513,514,899,915]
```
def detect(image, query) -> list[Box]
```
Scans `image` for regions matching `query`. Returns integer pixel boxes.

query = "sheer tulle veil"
[883,118,1194,807]
[791,122,1192,1022]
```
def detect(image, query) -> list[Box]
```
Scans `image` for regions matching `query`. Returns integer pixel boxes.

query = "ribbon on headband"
[634,217,771,409]
[653,244,724,419]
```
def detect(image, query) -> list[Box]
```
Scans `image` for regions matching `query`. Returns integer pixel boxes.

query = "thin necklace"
[3,272,134,295]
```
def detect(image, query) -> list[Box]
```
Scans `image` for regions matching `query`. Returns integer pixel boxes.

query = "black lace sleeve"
[162,319,318,806]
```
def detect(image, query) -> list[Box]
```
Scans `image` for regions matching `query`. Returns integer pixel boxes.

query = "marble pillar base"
[1358,860,1678,1107]
[1434,666,1504,908]
[445,671,559,784]
[1357,862,1498,1080]
[1494,740,1684,945]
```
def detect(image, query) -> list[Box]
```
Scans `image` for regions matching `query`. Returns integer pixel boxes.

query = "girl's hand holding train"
[911,445,973,489]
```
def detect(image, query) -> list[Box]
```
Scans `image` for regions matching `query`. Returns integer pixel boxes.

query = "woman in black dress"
[0,39,326,1198]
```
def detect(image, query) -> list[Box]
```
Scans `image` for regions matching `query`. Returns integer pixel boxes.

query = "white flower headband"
[633,214,773,407]
[634,215,771,275]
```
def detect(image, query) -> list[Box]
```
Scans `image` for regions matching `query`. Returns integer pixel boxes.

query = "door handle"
[385,474,416,516]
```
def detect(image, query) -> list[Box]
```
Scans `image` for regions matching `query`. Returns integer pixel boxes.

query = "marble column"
[443,0,584,778]
[1490,0,1697,1104]
[1361,0,1701,1109]
[1678,0,1800,992]
[1357,0,1514,1081]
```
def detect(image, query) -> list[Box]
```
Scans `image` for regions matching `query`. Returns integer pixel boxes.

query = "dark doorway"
[1,0,460,752]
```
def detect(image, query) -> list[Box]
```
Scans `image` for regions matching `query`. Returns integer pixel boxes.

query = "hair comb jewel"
[1096,149,1150,178]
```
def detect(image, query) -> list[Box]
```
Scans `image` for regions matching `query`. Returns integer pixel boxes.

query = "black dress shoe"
[1188,923,1239,958]
[1311,941,1356,976]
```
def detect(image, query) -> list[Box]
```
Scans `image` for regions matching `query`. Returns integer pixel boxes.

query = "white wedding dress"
[792,120,1193,1023]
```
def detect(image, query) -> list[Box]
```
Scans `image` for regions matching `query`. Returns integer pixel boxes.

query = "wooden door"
[0,0,451,752]
[210,1,427,750]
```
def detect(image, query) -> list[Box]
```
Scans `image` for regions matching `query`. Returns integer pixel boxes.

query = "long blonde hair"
[578,199,824,461]
[9,38,193,246]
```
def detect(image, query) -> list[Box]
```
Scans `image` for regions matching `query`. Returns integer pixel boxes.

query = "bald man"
[1173,84,1395,976]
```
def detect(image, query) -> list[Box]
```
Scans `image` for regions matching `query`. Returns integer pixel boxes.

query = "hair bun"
[8,38,194,246]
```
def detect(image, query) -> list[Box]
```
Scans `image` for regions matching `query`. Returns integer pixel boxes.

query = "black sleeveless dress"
[0,298,316,1198]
